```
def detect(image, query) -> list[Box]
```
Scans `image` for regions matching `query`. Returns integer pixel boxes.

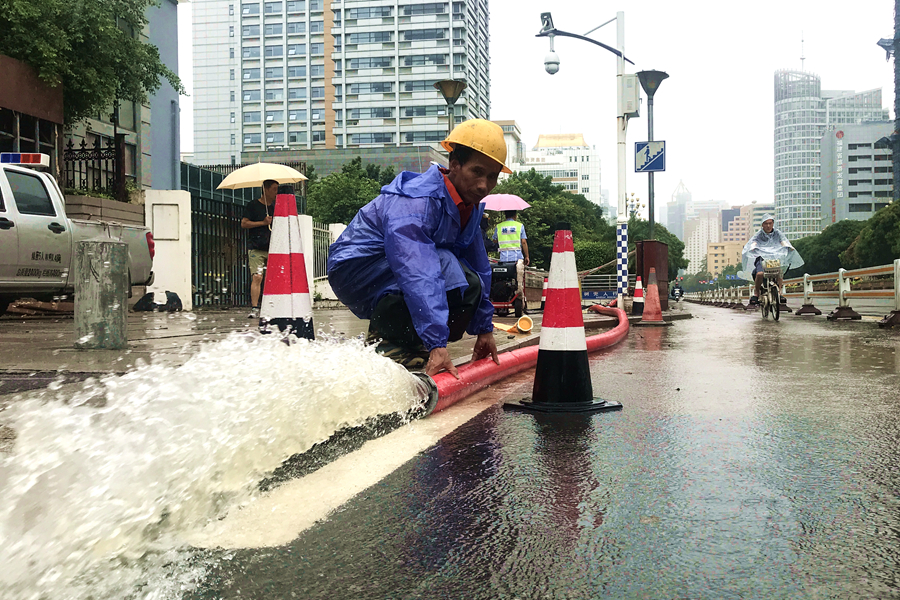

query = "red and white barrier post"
[504,223,622,413]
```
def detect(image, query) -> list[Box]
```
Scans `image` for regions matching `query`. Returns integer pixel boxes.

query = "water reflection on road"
[192,305,900,599]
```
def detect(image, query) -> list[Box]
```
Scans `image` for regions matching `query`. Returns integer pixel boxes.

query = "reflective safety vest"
[496,220,523,252]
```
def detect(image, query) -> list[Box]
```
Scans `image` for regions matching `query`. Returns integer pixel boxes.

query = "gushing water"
[0,331,428,600]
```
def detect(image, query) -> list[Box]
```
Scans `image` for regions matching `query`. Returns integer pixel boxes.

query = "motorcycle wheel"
[772,290,780,321]
[513,297,524,319]
[761,298,770,320]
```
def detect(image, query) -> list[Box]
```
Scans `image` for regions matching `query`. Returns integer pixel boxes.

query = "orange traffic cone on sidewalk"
[634,267,672,327]
[259,184,315,339]
[632,275,644,316]
[504,223,622,413]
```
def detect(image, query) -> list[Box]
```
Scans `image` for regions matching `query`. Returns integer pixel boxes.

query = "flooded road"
[191,304,900,599]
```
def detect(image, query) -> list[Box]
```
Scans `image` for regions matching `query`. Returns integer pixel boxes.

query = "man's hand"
[264,215,273,227]
[425,347,458,379]
[472,332,500,366]
[524,256,530,266]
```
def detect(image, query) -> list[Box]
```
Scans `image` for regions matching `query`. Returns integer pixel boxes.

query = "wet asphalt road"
[192,304,900,599]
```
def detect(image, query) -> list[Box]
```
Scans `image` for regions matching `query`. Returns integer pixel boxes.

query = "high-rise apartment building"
[683,208,721,274]
[740,201,774,239]
[666,180,691,241]
[774,70,888,240]
[819,121,893,227]
[516,133,602,206]
[192,0,491,165]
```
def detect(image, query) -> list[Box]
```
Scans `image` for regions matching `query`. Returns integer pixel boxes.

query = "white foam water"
[0,331,427,600]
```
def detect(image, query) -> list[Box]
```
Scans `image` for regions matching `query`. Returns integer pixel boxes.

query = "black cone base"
[504,398,623,413]
[260,317,315,340]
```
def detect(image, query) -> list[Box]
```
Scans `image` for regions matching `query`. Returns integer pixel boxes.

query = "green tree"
[0,0,184,125]
[788,218,865,276]
[624,216,689,279]
[307,171,381,224]
[840,202,900,269]
[573,240,614,271]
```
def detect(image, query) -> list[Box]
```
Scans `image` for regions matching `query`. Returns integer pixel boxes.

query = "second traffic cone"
[504,223,622,414]
[632,275,644,316]
[540,276,548,311]
[635,267,672,327]
[260,184,315,339]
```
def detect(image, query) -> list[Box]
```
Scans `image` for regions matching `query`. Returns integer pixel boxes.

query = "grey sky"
[178,1,895,219]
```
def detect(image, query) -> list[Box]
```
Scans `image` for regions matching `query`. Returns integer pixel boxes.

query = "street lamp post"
[433,80,468,139]
[636,70,668,240]
[537,11,635,305]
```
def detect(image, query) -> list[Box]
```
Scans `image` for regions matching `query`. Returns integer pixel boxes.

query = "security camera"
[544,51,560,75]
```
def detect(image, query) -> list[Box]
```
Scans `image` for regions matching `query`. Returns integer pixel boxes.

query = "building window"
[265,66,284,78]
[230,68,235,80]
[264,23,283,35]
[309,20,324,33]
[243,111,261,122]
[404,54,446,66]
[310,64,325,77]
[582,187,589,193]
[349,82,392,94]
[288,65,306,77]
[350,107,394,119]
[289,109,307,121]
[230,112,236,123]
[309,0,323,10]
[264,1,282,13]
[334,34,342,51]
[403,80,437,91]
[405,131,444,143]
[581,174,589,180]
[242,3,259,15]
[404,29,445,41]
[335,134,343,146]
[243,89,261,101]
[347,6,391,18]
[265,88,284,100]
[266,110,283,122]
[289,131,308,143]
[244,133,262,144]
[242,24,260,37]
[310,42,324,54]
[348,31,392,44]
[286,0,305,12]
[229,26,234,37]
[229,4,234,15]
[266,131,285,143]
[287,43,306,56]
[230,90,236,102]
[265,45,283,57]
[312,130,326,142]
[351,132,393,144]
[311,108,324,121]
[286,21,306,34]
[230,47,235,59]
[288,87,307,99]
[403,105,446,117]
[349,56,392,69]
[849,203,872,212]
[243,46,260,58]
[230,134,236,145]
[403,3,447,15]
[243,68,260,80]
[311,86,324,98]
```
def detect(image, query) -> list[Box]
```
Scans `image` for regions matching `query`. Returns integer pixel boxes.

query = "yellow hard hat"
[440,118,513,174]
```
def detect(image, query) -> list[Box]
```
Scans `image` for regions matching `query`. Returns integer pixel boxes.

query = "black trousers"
[368,262,482,350]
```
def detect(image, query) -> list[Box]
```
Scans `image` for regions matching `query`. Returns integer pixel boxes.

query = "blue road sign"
[635,141,665,173]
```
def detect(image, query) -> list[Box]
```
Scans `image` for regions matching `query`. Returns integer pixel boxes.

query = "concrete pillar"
[74,240,128,349]
[144,190,193,310]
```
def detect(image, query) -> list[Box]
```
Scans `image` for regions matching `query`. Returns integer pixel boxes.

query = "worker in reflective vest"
[494,210,529,310]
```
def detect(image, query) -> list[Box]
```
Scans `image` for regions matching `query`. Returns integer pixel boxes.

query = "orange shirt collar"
[442,172,464,207]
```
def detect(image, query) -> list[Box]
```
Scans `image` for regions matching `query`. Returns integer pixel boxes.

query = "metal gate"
[312,220,330,281]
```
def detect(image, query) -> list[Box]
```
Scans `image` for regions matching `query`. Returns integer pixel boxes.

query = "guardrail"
[684,259,900,328]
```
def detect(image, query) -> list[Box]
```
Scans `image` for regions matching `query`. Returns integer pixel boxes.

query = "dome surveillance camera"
[544,51,560,75]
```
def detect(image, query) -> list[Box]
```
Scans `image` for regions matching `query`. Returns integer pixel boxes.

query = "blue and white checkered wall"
[616,224,628,295]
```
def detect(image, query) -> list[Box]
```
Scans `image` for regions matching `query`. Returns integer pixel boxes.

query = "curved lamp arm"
[536,28,635,66]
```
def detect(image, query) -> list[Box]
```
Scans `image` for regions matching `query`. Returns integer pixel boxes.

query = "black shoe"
[749,296,759,305]
[780,296,787,304]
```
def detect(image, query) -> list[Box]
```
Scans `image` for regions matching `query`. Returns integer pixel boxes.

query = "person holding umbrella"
[241,179,277,318]
[328,119,510,377]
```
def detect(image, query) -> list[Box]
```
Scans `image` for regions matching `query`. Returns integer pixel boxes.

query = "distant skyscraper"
[774,70,889,240]
[516,133,602,206]
[192,0,491,165]
[666,180,691,241]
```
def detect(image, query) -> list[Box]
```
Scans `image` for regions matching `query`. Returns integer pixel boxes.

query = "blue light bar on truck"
[0,153,50,167]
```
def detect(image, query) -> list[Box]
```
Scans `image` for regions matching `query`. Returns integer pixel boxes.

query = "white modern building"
[683,208,721,274]
[192,0,491,165]
[492,119,524,167]
[774,70,889,239]
[515,133,602,206]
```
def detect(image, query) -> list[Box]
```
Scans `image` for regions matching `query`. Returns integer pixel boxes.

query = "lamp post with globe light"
[537,11,636,304]
[433,80,467,139]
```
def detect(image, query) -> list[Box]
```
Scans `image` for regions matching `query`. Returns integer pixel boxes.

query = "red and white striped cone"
[540,276,548,311]
[259,184,314,339]
[635,267,672,327]
[504,223,622,413]
[632,275,644,316]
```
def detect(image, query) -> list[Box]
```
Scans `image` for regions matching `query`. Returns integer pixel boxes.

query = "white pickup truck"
[0,155,155,316]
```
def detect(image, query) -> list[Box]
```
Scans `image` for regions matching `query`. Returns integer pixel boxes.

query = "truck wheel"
[513,297,524,319]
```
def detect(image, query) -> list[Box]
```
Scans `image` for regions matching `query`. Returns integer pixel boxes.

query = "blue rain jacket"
[327,165,494,350]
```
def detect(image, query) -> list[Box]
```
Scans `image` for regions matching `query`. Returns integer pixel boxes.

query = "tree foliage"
[840,201,900,269]
[0,0,184,126]
[307,171,381,225]
[624,216,689,280]
[788,218,866,276]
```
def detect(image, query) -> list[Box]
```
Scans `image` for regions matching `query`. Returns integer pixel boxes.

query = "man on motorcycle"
[741,214,804,305]
[670,282,684,300]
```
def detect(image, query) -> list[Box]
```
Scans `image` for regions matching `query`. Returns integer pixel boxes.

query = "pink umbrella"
[480,194,531,212]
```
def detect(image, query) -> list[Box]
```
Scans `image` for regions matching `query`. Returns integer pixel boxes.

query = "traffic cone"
[632,275,644,316]
[634,267,672,327]
[540,276,548,311]
[504,223,622,413]
[259,184,315,339]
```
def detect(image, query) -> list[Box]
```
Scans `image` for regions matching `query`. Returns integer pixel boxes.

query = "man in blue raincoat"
[328,119,510,377]
[741,214,804,305]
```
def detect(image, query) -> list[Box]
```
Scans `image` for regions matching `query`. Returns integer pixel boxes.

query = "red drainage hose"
[425,306,629,414]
